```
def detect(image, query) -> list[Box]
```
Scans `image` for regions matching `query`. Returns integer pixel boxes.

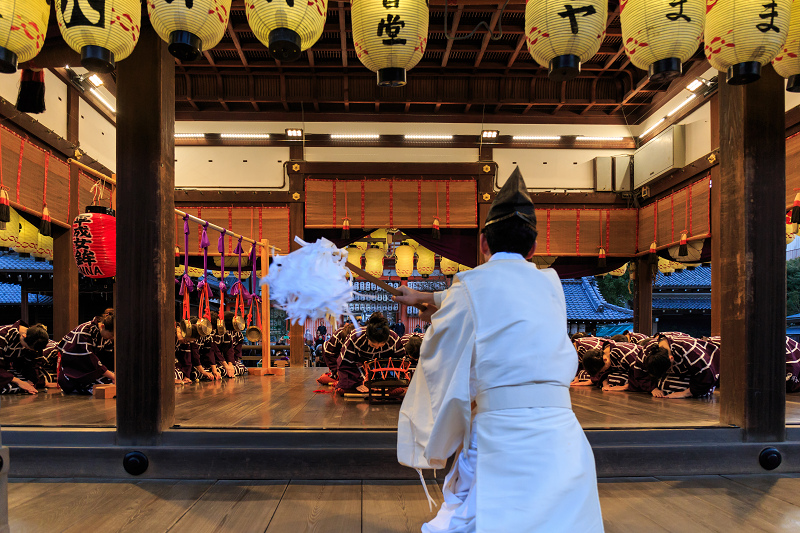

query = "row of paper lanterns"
[347,239,470,279]
[0,0,426,86]
[6,1,800,88]
[0,207,53,261]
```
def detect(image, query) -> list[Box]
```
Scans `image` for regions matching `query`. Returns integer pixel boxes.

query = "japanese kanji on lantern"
[55,0,142,73]
[705,0,791,84]
[0,1,50,74]
[525,0,607,81]
[73,206,117,278]
[351,0,428,87]
[245,0,327,62]
[148,0,233,62]
[620,0,705,82]
[394,241,415,279]
[773,0,800,91]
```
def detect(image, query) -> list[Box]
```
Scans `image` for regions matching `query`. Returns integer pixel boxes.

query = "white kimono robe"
[397,253,604,533]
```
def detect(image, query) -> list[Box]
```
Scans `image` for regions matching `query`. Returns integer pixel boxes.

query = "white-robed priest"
[394,167,604,533]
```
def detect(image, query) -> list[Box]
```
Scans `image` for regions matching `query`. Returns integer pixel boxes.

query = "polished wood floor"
[7,475,800,532]
[3,368,800,429]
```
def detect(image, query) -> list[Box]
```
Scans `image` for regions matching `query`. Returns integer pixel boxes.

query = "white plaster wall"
[493,148,635,190]
[304,146,477,163]
[0,70,68,139]
[78,99,116,171]
[175,146,290,189]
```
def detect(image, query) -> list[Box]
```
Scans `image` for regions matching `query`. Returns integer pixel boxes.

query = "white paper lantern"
[13,214,38,256]
[620,0,705,82]
[55,0,142,73]
[148,0,232,62]
[773,0,800,91]
[351,0,428,87]
[364,245,385,277]
[705,0,791,84]
[0,1,50,73]
[245,0,327,62]
[525,0,607,81]
[394,241,415,278]
[439,256,459,277]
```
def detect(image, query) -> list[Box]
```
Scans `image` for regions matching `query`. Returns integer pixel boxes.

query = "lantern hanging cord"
[444,0,510,41]
[90,179,105,206]
[174,208,281,251]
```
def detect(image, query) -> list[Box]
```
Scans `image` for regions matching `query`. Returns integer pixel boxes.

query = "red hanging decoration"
[39,152,51,236]
[433,181,441,239]
[341,181,350,239]
[678,231,688,257]
[72,206,116,278]
[792,188,800,232]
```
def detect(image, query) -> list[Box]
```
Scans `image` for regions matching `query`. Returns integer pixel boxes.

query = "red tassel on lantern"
[72,206,116,278]
[341,217,350,240]
[792,192,800,231]
[0,189,9,229]
[16,69,45,114]
[432,217,441,239]
[39,205,51,237]
[678,231,688,257]
[648,241,658,277]
[598,247,606,268]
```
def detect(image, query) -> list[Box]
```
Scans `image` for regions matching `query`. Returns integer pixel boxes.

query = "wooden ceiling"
[41,1,710,124]
[171,0,709,124]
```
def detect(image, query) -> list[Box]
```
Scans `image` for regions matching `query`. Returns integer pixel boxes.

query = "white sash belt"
[475,383,572,413]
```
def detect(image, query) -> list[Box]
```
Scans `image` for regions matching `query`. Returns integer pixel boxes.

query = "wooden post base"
[248,367,277,376]
[270,367,285,376]
[94,385,116,399]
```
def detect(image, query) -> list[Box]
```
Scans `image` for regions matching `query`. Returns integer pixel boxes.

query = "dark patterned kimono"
[321,325,352,378]
[175,339,200,381]
[573,336,604,380]
[18,340,58,388]
[399,333,424,365]
[629,333,719,397]
[195,334,224,379]
[57,318,113,394]
[337,329,405,391]
[786,337,800,393]
[0,321,27,380]
[627,332,649,343]
[592,340,641,388]
[219,330,246,376]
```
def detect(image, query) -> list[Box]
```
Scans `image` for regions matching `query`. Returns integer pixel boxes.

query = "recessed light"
[481,130,499,138]
[174,133,205,138]
[667,94,697,117]
[575,136,624,141]
[220,133,270,139]
[512,135,562,141]
[330,134,380,139]
[639,118,666,138]
[404,134,453,140]
[89,88,115,113]
[286,129,303,138]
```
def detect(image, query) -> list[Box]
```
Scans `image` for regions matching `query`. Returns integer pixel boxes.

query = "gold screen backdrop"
[305,178,477,229]
[175,206,290,256]
[0,126,71,228]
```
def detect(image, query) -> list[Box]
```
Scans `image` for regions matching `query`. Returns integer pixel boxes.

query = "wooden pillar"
[288,163,305,367]
[709,94,722,337]
[719,65,785,441]
[53,163,80,341]
[260,239,272,372]
[115,25,176,444]
[633,257,653,335]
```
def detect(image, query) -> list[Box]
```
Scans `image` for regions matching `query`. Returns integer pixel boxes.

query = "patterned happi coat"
[593,340,641,387]
[629,332,719,396]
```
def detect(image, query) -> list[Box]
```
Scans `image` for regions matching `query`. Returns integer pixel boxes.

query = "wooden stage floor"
[8,474,800,532]
[3,368,800,429]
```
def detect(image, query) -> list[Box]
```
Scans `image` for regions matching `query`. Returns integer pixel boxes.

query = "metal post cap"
[759,447,782,470]
[123,451,149,476]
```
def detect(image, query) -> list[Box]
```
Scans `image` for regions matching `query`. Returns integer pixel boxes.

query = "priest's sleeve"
[397,282,475,470]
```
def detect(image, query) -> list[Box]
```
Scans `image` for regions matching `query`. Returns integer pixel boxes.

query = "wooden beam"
[633,257,653,335]
[227,19,249,69]
[473,5,504,69]
[116,25,176,445]
[441,5,463,68]
[718,65,785,441]
[505,35,526,72]
[52,163,80,341]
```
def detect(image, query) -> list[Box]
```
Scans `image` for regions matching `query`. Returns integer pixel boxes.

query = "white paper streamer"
[261,237,357,329]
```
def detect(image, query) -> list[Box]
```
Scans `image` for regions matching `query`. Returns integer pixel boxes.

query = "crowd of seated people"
[174,311,248,385]
[565,330,800,398]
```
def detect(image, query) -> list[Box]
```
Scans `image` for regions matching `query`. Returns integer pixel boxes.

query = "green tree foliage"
[596,268,633,309]
[788,259,800,316]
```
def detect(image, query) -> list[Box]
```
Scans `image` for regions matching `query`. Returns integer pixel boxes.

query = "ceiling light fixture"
[286,128,303,138]
[575,136,624,141]
[404,134,454,140]
[220,133,270,139]
[666,94,697,117]
[88,74,104,87]
[512,135,562,141]
[686,79,703,92]
[638,118,665,139]
[89,88,115,113]
[174,133,205,138]
[330,134,380,139]
[481,130,499,139]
